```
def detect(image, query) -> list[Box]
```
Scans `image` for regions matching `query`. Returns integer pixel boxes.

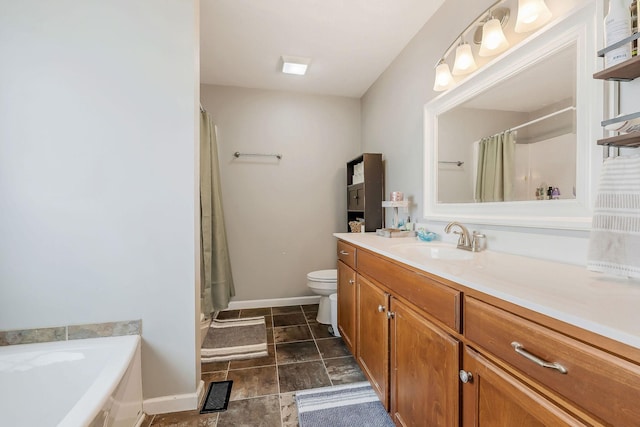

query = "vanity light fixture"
[452,42,478,75]
[478,15,510,56]
[515,0,552,33]
[432,0,552,92]
[434,60,456,91]
[281,55,311,75]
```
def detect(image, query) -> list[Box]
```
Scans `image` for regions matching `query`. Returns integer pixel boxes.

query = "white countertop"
[334,232,640,350]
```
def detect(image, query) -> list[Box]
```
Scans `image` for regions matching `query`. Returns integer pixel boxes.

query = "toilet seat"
[307,269,337,282]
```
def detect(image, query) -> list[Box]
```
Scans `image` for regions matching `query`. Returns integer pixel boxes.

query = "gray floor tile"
[273,313,306,327]
[272,305,303,315]
[227,365,278,401]
[217,395,281,427]
[274,325,312,343]
[276,340,320,364]
[324,356,366,385]
[278,361,332,393]
[316,337,350,359]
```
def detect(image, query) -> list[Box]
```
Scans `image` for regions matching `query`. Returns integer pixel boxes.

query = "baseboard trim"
[228,295,321,310]
[143,380,204,415]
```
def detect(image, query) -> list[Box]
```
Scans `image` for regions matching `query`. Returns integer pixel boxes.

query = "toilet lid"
[307,269,337,282]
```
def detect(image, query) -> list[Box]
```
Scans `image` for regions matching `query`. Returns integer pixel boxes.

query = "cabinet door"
[347,184,364,211]
[337,261,357,354]
[390,298,460,427]
[356,274,389,409]
[461,347,587,427]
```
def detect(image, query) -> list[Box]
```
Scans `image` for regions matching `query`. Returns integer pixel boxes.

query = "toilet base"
[316,296,331,324]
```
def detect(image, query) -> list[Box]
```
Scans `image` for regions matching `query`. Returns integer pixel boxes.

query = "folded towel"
[587,155,640,279]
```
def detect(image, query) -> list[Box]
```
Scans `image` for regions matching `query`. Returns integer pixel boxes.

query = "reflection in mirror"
[437,43,576,204]
[424,4,598,230]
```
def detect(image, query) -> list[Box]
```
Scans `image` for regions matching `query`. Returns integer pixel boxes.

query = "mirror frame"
[424,4,601,230]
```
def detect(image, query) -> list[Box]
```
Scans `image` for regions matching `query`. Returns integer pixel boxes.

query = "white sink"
[389,242,474,261]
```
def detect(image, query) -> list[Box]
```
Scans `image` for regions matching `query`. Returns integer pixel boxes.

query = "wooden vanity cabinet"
[336,239,640,427]
[390,297,460,427]
[356,274,390,408]
[354,247,461,424]
[461,346,587,427]
[337,241,357,354]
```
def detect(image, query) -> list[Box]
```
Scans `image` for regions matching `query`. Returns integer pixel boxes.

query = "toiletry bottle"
[631,0,638,56]
[605,0,632,67]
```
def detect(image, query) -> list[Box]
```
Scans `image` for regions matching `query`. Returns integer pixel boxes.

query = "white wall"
[200,85,361,301]
[361,0,607,265]
[0,0,200,405]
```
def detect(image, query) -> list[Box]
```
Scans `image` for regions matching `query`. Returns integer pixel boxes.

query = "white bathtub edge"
[143,380,205,415]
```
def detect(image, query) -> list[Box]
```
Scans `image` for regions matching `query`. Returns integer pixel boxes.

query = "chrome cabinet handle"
[348,279,355,285]
[459,370,473,384]
[511,342,567,374]
[377,305,386,312]
[339,250,349,255]
[386,311,395,319]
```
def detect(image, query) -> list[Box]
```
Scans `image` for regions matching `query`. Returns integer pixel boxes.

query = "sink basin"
[389,242,475,261]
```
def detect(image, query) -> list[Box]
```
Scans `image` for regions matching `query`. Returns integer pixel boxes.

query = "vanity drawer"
[358,250,460,332]
[465,297,640,426]
[337,241,356,269]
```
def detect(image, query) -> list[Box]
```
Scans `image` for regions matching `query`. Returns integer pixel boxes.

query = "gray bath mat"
[200,380,233,413]
[295,382,394,427]
[201,316,268,362]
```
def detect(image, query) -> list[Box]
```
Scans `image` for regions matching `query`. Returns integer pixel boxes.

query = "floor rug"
[295,382,395,427]
[200,380,233,413]
[201,316,268,363]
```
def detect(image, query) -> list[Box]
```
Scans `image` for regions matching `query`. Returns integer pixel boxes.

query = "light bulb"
[433,62,455,91]
[452,43,478,75]
[515,0,552,33]
[479,18,510,57]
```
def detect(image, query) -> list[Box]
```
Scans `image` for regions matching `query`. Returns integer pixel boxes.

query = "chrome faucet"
[444,222,486,252]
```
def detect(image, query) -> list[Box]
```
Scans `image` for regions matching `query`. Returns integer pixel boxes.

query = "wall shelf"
[597,132,640,147]
[593,55,640,81]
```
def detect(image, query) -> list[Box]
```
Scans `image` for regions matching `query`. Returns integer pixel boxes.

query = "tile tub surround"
[147,304,367,427]
[0,320,142,346]
[334,232,640,352]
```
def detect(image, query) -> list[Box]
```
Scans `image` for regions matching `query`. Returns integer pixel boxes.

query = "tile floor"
[145,304,366,427]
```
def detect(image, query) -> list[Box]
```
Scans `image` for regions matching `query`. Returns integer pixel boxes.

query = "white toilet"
[307,269,337,324]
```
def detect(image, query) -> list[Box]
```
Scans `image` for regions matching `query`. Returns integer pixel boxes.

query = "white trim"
[423,2,600,230]
[228,295,321,310]
[142,380,205,415]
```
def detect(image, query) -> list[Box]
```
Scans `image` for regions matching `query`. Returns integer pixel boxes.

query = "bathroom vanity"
[335,233,640,427]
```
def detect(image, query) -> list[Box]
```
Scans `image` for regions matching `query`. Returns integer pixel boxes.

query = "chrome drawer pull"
[511,342,567,374]
[339,250,350,255]
[348,279,355,285]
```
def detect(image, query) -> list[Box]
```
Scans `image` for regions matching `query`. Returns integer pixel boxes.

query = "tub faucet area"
[444,222,486,252]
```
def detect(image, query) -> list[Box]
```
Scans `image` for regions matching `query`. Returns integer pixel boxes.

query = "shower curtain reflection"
[200,110,235,314]
[474,131,515,203]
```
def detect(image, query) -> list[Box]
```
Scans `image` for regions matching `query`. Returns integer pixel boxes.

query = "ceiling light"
[281,56,310,76]
[479,17,510,56]
[433,61,455,92]
[515,0,552,33]
[452,43,478,75]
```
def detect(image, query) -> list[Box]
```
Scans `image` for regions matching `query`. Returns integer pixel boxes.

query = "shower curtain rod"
[476,106,576,143]
[509,106,575,132]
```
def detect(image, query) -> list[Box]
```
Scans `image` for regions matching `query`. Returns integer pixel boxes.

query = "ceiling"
[461,43,576,113]
[200,0,446,98]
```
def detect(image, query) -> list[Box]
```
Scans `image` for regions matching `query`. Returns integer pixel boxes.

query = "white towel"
[587,155,640,279]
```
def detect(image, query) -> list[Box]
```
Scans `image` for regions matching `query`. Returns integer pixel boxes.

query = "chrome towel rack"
[233,151,282,160]
[439,160,464,167]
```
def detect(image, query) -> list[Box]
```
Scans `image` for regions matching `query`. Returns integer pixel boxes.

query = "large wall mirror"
[424,4,600,230]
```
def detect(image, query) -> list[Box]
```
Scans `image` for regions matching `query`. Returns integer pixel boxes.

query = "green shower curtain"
[475,131,515,203]
[200,110,235,314]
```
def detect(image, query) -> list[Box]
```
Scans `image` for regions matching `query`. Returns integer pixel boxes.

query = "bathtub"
[0,335,143,427]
